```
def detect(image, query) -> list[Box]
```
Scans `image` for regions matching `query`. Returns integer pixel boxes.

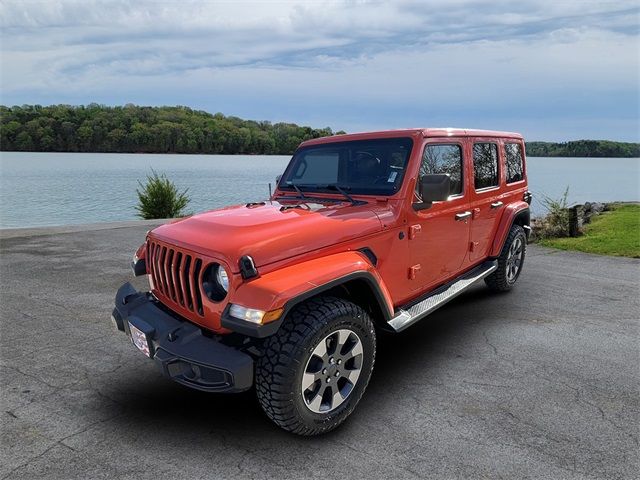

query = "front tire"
[485,224,527,292]
[255,296,376,436]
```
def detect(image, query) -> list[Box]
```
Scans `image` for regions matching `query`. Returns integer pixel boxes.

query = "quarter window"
[473,143,499,189]
[419,144,463,196]
[505,143,524,183]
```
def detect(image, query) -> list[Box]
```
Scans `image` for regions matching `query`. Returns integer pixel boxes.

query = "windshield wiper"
[323,184,358,205]
[287,183,360,205]
[285,181,307,199]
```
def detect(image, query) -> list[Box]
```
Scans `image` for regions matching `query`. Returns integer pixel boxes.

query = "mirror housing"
[414,174,451,210]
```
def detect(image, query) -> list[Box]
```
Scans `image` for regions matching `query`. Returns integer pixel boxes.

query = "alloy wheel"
[301,329,363,414]
[506,236,524,282]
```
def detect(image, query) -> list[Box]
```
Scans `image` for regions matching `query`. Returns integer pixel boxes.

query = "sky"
[1,0,639,141]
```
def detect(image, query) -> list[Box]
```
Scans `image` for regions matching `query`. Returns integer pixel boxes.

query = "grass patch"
[538,203,640,258]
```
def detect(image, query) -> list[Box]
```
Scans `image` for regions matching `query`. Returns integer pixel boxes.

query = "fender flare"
[221,251,394,338]
[490,201,531,257]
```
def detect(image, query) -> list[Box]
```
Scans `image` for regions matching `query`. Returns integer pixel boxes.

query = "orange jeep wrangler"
[112,128,532,435]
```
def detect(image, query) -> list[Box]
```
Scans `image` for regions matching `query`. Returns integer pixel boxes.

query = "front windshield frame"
[278,137,414,197]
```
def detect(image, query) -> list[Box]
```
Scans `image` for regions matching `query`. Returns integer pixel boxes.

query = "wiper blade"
[290,183,359,205]
[285,181,306,199]
[323,184,357,205]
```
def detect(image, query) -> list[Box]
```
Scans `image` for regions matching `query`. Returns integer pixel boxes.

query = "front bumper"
[112,282,253,393]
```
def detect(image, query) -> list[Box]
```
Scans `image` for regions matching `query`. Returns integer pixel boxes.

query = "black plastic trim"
[221,305,283,338]
[358,247,378,266]
[239,255,259,280]
[221,271,393,338]
[491,207,531,257]
[113,282,253,393]
[131,258,146,277]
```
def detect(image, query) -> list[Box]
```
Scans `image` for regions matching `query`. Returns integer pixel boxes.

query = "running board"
[388,260,498,332]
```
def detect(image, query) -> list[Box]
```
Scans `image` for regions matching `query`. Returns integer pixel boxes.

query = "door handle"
[455,211,472,221]
[490,201,504,209]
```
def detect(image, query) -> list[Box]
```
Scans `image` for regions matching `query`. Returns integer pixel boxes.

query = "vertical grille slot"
[164,248,175,301]
[156,244,166,295]
[174,252,185,307]
[183,255,193,311]
[147,241,205,317]
[192,258,204,315]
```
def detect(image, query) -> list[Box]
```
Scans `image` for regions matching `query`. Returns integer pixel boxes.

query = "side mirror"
[414,174,450,210]
[275,174,282,185]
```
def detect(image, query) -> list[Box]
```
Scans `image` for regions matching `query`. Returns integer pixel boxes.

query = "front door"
[407,139,471,291]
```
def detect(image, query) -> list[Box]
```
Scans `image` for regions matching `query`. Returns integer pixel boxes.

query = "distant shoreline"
[2,151,639,159]
[2,104,639,158]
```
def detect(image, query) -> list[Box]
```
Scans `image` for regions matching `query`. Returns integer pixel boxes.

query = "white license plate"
[129,322,151,357]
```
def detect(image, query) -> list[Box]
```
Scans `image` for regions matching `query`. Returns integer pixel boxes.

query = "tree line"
[526,140,639,158]
[0,104,343,155]
[1,104,638,157]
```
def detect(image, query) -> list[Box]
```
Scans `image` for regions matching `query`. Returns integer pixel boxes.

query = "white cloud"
[1,0,638,140]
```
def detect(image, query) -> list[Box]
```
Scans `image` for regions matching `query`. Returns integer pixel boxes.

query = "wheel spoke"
[345,339,363,360]
[308,389,323,412]
[345,368,361,383]
[331,386,344,409]
[313,338,327,358]
[302,371,319,391]
[337,329,351,347]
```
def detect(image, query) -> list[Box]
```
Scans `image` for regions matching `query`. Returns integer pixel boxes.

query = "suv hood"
[149,200,383,271]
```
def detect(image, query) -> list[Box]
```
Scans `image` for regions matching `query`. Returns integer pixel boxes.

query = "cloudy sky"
[1,0,638,141]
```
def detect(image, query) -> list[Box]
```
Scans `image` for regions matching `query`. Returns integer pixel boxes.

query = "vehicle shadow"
[108,284,498,439]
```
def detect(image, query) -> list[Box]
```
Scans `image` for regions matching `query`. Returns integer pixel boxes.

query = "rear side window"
[420,144,463,195]
[505,143,524,183]
[473,143,499,189]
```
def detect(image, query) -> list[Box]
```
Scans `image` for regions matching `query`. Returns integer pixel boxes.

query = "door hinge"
[409,224,421,239]
[472,207,481,219]
[409,264,421,280]
[470,241,479,252]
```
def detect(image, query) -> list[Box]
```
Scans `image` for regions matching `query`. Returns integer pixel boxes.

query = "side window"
[505,143,524,183]
[419,144,463,196]
[473,143,499,189]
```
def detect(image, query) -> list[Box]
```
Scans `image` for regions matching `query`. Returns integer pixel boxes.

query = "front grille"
[147,241,204,316]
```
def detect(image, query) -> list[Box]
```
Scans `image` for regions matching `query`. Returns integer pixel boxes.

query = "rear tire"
[255,296,376,436]
[485,224,527,292]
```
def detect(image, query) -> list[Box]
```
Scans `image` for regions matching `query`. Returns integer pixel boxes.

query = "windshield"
[279,137,414,196]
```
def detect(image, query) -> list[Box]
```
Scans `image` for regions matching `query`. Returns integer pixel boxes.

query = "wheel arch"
[490,202,531,257]
[281,272,394,329]
[221,251,395,337]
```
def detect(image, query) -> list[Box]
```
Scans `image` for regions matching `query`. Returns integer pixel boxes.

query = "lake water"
[0,152,638,229]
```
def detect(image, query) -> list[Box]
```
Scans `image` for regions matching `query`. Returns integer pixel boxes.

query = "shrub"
[135,170,190,219]
[534,186,570,239]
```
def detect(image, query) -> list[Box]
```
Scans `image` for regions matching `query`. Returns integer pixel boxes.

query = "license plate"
[129,322,151,357]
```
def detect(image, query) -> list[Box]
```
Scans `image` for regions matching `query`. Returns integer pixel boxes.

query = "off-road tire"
[485,224,527,292]
[255,296,376,435]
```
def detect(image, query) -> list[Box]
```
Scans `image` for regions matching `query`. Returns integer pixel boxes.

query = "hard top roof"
[300,128,523,147]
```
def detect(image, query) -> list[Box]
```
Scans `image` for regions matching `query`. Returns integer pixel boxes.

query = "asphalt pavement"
[1,222,638,479]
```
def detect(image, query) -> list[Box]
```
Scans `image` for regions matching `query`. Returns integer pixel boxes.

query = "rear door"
[469,138,503,261]
[407,138,471,291]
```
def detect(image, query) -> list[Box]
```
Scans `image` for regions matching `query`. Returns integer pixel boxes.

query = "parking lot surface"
[1,222,638,479]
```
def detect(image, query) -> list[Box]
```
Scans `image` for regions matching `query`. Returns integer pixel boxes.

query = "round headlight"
[216,266,229,292]
[202,263,228,302]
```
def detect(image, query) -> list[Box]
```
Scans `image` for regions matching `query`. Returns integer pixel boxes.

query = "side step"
[388,260,498,332]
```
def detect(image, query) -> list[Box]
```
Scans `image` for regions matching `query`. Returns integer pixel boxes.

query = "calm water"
[0,152,638,228]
